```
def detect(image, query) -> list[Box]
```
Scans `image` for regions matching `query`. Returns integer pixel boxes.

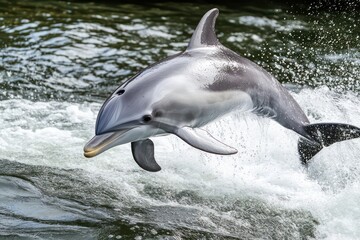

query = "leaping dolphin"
[84,8,360,172]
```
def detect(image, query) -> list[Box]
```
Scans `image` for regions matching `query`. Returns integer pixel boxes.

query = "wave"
[0,87,359,239]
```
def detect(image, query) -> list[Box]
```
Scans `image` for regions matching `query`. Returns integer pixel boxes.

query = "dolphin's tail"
[298,123,360,164]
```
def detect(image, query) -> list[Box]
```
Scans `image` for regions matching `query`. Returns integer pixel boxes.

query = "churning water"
[0,0,359,239]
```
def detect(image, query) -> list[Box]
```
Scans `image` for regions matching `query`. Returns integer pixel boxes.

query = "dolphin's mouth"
[83,129,130,158]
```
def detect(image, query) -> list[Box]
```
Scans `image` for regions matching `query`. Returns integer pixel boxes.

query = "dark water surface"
[0,0,359,239]
[1,0,359,102]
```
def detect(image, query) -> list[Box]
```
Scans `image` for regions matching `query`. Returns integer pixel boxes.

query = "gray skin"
[84,8,312,171]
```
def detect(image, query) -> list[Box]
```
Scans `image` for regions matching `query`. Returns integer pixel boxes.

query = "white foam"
[237,16,306,32]
[1,87,360,238]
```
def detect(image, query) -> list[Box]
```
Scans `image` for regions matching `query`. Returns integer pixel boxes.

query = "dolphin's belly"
[191,89,254,128]
[184,49,310,135]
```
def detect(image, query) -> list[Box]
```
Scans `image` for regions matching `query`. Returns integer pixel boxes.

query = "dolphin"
[84,8,360,172]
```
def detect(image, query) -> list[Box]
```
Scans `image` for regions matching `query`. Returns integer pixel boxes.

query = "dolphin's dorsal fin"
[187,8,220,50]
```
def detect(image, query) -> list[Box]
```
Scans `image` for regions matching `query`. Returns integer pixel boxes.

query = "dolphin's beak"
[84,129,130,158]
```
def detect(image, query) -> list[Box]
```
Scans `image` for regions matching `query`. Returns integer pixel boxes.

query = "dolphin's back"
[199,47,310,137]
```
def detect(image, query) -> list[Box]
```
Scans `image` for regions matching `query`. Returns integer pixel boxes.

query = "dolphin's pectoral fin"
[173,127,238,155]
[131,139,161,172]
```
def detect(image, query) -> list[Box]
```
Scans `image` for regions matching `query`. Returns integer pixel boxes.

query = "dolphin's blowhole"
[116,89,125,95]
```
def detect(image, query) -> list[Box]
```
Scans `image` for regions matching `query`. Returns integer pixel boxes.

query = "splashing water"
[1,88,359,239]
[0,0,359,239]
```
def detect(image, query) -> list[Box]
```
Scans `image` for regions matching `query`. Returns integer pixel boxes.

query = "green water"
[1,0,358,102]
[0,0,359,239]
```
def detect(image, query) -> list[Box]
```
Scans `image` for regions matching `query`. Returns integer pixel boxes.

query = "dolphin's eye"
[116,89,125,95]
[142,115,152,123]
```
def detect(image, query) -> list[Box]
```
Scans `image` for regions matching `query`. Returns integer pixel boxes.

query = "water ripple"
[1,1,358,102]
